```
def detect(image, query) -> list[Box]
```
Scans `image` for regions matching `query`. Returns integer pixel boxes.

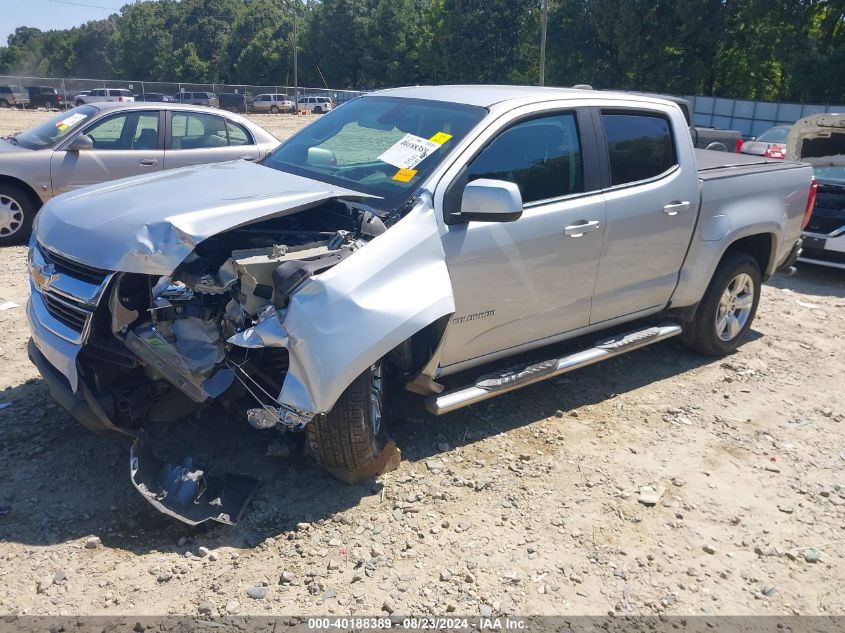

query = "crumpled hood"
[35,160,373,275]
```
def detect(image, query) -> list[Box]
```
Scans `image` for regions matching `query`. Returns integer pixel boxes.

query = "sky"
[1,0,149,45]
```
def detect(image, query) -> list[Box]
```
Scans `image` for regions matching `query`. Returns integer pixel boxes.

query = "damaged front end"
[30,197,393,524]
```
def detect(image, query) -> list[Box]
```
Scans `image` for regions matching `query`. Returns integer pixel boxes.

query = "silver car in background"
[0,102,278,245]
[740,125,790,159]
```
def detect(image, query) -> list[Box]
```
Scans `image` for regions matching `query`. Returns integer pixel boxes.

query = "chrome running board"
[425,323,682,415]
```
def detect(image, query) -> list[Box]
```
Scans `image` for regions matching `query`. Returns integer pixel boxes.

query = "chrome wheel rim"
[715,273,754,341]
[0,194,24,237]
[369,364,383,437]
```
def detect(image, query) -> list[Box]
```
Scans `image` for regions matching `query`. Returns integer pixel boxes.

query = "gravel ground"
[0,109,843,618]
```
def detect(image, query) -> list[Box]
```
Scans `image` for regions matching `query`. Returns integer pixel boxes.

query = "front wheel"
[313,106,323,114]
[0,184,37,246]
[307,363,397,483]
[680,251,761,356]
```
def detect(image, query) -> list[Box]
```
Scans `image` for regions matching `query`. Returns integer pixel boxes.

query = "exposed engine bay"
[79,199,389,435]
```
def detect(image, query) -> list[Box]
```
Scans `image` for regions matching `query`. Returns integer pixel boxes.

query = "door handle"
[663,201,690,216]
[139,158,158,166]
[563,220,601,237]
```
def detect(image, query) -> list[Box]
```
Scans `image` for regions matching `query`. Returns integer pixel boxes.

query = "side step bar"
[425,323,682,415]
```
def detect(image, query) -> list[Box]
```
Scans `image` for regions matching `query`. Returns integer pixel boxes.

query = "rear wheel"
[269,105,279,114]
[0,99,8,108]
[0,184,37,246]
[680,252,761,356]
[307,363,396,483]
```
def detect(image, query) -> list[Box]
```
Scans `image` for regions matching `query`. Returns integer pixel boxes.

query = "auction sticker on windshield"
[378,133,441,169]
[56,113,87,131]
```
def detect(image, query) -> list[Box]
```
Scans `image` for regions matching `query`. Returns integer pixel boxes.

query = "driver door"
[436,108,606,368]
[51,110,164,195]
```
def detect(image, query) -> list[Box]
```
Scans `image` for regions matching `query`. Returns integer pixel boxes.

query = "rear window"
[602,112,677,186]
[757,127,790,143]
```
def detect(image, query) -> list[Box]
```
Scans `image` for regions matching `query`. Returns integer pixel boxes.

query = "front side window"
[602,112,677,186]
[84,111,159,150]
[171,112,230,149]
[467,113,584,204]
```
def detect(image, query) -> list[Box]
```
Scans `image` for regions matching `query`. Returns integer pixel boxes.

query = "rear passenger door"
[589,108,700,323]
[163,111,260,169]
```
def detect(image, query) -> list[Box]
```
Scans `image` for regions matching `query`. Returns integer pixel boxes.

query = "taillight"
[764,144,784,159]
[802,179,818,230]
[736,138,743,153]
[117,96,124,102]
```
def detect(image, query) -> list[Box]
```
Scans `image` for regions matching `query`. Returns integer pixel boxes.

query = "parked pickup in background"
[788,113,845,269]
[75,88,135,105]
[26,86,814,525]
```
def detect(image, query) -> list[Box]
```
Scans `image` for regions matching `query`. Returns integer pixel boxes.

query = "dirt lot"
[0,109,843,618]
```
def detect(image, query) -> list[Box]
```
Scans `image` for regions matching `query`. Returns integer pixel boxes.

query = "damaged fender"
[232,196,455,416]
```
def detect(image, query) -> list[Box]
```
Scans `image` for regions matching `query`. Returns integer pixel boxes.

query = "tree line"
[1,0,843,103]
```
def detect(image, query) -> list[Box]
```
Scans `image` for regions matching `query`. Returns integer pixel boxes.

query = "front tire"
[0,184,37,246]
[313,106,323,114]
[680,251,761,356]
[307,363,395,483]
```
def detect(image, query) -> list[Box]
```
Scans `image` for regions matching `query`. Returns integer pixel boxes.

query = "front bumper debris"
[130,439,260,526]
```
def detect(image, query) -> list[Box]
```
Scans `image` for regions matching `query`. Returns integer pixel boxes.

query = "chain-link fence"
[0,74,367,109]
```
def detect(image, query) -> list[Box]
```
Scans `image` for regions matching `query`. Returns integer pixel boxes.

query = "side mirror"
[457,179,523,223]
[306,147,336,166]
[67,134,93,151]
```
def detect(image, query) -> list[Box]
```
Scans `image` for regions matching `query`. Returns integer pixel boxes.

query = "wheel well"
[0,175,43,210]
[724,233,774,279]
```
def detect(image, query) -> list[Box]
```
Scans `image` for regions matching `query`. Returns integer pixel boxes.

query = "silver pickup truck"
[26,86,814,525]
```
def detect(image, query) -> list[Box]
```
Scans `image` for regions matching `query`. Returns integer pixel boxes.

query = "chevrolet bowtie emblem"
[33,261,58,290]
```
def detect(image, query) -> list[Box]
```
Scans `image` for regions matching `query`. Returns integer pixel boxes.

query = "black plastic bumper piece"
[27,338,127,437]
[130,439,260,526]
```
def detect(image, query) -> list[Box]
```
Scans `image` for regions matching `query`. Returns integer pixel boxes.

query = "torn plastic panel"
[259,194,455,416]
[130,439,260,526]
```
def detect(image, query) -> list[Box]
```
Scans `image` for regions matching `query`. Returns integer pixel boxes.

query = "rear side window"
[226,120,252,146]
[467,112,584,204]
[602,113,677,186]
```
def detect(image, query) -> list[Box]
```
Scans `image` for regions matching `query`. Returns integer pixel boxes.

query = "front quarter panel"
[276,195,455,414]
[0,146,52,204]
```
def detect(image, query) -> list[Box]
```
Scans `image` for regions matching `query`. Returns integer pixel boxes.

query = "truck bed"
[695,148,807,180]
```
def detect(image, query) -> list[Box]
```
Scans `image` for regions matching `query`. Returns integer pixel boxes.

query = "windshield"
[263,96,487,210]
[757,127,789,143]
[13,105,97,150]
